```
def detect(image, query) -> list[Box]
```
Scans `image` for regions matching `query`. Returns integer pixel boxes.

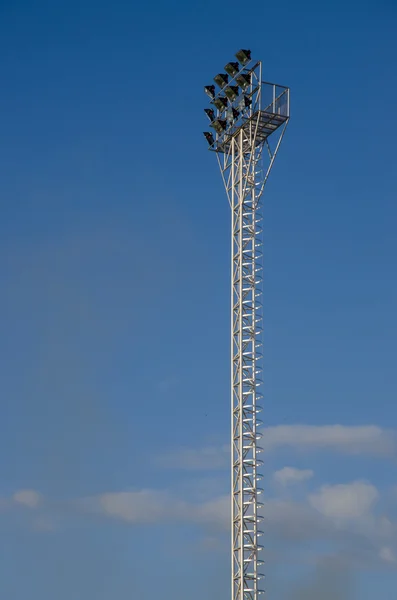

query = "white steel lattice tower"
[203,50,290,600]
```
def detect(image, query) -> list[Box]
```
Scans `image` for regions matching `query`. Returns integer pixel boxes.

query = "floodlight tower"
[203,50,290,600]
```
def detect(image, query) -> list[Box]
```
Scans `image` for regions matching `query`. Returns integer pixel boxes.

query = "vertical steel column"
[230,122,265,600]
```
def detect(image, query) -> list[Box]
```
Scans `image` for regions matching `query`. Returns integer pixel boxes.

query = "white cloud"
[273,467,314,486]
[158,424,396,470]
[98,490,170,523]
[88,489,229,530]
[309,481,379,520]
[261,499,324,540]
[379,546,397,564]
[193,494,229,530]
[155,444,229,470]
[262,425,396,457]
[13,489,42,509]
[86,485,396,571]
[73,479,397,573]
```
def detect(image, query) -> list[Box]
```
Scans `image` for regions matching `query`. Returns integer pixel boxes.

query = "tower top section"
[203,50,290,153]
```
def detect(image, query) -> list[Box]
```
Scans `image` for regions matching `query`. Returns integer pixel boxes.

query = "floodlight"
[203,131,215,146]
[214,96,228,111]
[225,62,240,78]
[227,107,240,122]
[224,86,239,101]
[235,49,251,66]
[238,95,252,111]
[204,85,216,99]
[236,73,251,90]
[204,108,215,121]
[210,119,227,134]
[214,73,229,89]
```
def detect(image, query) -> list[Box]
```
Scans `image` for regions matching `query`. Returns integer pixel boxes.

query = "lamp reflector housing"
[203,131,215,146]
[210,119,227,134]
[204,108,215,121]
[225,61,239,77]
[214,96,228,111]
[236,73,251,90]
[238,95,252,111]
[227,107,240,122]
[224,85,239,101]
[204,85,216,99]
[214,73,228,88]
[235,49,251,65]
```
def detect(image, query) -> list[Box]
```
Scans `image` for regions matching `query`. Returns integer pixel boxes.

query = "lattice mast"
[203,50,290,600]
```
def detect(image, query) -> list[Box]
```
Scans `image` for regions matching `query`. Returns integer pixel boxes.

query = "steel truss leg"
[216,119,288,600]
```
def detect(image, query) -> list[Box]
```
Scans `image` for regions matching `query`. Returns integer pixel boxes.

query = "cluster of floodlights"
[203,49,253,147]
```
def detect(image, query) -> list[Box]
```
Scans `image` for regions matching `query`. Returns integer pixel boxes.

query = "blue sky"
[0,0,396,598]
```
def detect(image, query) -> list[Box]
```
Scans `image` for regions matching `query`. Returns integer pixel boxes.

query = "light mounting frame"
[204,59,290,153]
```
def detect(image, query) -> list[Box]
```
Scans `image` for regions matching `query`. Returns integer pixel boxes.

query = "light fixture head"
[227,107,240,122]
[224,61,239,77]
[210,119,227,134]
[224,85,239,101]
[204,108,215,121]
[238,95,252,111]
[235,73,251,90]
[203,131,215,146]
[213,96,228,111]
[214,73,229,89]
[235,49,251,65]
[204,85,216,99]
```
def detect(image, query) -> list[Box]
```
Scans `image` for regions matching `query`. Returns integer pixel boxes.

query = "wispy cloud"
[155,443,229,470]
[273,467,314,486]
[157,424,396,470]
[82,489,229,530]
[0,488,43,511]
[262,425,396,457]
[13,489,42,509]
[309,481,379,520]
[3,478,397,572]
[379,546,397,564]
[76,479,397,571]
